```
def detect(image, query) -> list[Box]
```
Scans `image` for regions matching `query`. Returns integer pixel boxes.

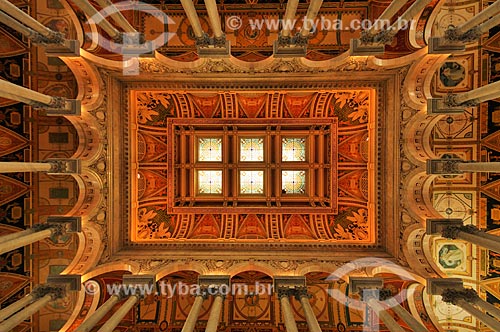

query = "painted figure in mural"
[439,62,466,87]
[438,244,464,269]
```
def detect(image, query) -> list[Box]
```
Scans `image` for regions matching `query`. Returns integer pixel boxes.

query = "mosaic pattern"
[198,138,222,161]
[282,138,306,161]
[240,138,264,162]
[282,170,306,194]
[197,170,222,194]
[240,170,264,194]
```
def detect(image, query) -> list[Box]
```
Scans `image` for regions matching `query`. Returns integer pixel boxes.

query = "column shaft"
[366,0,410,34]
[299,296,322,332]
[96,295,138,332]
[457,299,500,331]
[367,298,405,332]
[75,295,120,332]
[0,228,54,255]
[385,298,427,332]
[0,11,36,39]
[455,230,500,253]
[205,295,223,332]
[181,295,205,332]
[454,80,500,105]
[0,0,59,39]
[0,229,37,244]
[0,294,35,322]
[389,0,433,31]
[94,0,136,33]
[204,0,223,38]
[473,297,500,321]
[478,15,500,35]
[0,80,55,106]
[71,0,121,40]
[0,162,53,173]
[457,162,500,173]
[0,294,52,331]
[280,296,299,332]
[299,0,323,37]
[281,0,299,37]
[180,0,204,38]
[457,0,500,33]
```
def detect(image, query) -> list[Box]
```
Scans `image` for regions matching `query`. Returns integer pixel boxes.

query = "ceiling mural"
[129,90,375,243]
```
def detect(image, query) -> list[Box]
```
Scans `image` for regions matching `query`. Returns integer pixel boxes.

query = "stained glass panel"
[282,138,306,161]
[240,138,264,162]
[282,170,306,194]
[198,170,222,194]
[240,170,264,194]
[198,138,222,162]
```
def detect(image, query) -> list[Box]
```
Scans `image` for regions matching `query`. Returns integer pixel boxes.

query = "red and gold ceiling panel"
[129,89,376,244]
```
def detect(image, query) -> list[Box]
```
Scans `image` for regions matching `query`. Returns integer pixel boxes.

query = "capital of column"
[294,286,310,300]
[277,286,295,299]
[443,94,480,108]
[360,30,394,45]
[441,288,479,305]
[32,285,66,301]
[445,26,482,43]
[43,159,82,174]
[360,287,392,301]
[32,96,66,110]
[30,30,65,45]
[442,224,480,239]
[32,223,64,237]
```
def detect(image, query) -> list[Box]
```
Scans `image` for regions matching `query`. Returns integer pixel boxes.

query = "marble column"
[0,0,64,43]
[70,0,122,42]
[362,290,406,332]
[444,80,500,107]
[0,160,81,174]
[205,294,223,332]
[0,224,56,255]
[384,297,428,332]
[427,159,500,174]
[75,294,121,332]
[180,0,207,44]
[427,219,500,253]
[428,279,500,332]
[457,0,500,34]
[96,295,139,332]
[181,294,206,332]
[94,0,136,33]
[204,0,223,39]
[0,285,65,331]
[299,0,323,38]
[0,79,80,114]
[0,294,35,322]
[0,217,81,255]
[281,0,299,38]
[297,288,322,332]
[278,289,299,332]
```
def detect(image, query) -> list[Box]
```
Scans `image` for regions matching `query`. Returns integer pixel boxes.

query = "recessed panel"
[198,138,222,162]
[198,170,223,194]
[240,170,264,194]
[282,170,306,194]
[240,138,264,162]
[282,138,306,161]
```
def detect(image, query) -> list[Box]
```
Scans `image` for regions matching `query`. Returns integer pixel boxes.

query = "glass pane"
[282,170,306,194]
[240,170,264,194]
[198,138,222,162]
[240,138,264,162]
[198,170,222,194]
[282,138,306,161]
